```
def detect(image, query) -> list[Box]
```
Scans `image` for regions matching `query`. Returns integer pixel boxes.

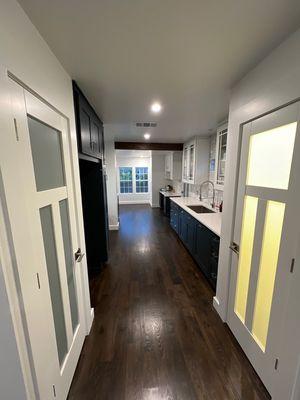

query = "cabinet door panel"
[194,223,212,277]
[74,84,104,160]
[186,215,196,253]
[90,114,104,159]
[179,210,188,243]
[79,105,92,156]
[90,118,100,155]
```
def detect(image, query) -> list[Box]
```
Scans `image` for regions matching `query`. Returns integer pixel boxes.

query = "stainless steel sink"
[187,205,214,214]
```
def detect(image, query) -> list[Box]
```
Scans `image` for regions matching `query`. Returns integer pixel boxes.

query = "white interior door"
[3,79,86,399]
[228,101,300,396]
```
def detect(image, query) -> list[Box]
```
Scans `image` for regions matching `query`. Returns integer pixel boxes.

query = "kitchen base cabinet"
[159,192,164,210]
[170,202,179,233]
[170,202,220,290]
[194,222,212,279]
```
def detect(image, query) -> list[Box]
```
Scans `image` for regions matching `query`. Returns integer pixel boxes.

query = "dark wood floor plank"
[68,204,271,400]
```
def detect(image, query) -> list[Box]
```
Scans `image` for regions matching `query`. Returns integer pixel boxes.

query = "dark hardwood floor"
[68,204,270,400]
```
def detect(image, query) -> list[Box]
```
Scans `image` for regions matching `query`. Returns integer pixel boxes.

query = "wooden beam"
[115,142,183,151]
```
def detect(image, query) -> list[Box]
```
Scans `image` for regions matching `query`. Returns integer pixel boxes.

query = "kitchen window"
[135,167,148,193]
[119,167,133,193]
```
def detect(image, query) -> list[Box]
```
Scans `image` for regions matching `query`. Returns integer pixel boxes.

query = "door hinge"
[36,273,41,289]
[13,118,19,141]
[53,385,56,397]
[274,358,279,370]
[75,248,85,263]
[229,241,239,255]
[290,258,295,273]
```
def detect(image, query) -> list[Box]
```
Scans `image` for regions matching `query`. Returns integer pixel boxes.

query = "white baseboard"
[109,222,119,230]
[151,203,159,208]
[87,307,94,334]
[119,200,150,205]
[213,296,226,322]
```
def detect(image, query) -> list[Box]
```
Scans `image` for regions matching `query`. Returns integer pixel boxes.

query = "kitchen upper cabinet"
[165,151,182,180]
[215,123,228,190]
[182,137,210,184]
[73,82,104,160]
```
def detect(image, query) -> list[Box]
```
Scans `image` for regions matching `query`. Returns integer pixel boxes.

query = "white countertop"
[159,190,182,197]
[170,196,222,236]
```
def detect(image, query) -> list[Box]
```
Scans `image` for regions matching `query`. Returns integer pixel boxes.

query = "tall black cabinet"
[73,82,109,275]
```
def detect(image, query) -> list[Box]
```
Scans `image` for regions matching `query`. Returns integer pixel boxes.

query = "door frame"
[0,65,94,399]
[222,99,300,399]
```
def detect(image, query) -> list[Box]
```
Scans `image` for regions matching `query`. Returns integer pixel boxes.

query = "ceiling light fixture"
[144,133,151,140]
[151,102,162,113]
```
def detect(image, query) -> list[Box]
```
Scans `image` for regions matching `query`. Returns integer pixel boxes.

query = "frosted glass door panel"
[40,206,68,366]
[234,196,258,322]
[252,201,285,351]
[246,122,297,190]
[59,199,79,332]
[28,116,65,191]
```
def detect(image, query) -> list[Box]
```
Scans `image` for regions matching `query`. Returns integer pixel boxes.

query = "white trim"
[109,222,119,231]
[88,308,94,333]
[119,200,150,205]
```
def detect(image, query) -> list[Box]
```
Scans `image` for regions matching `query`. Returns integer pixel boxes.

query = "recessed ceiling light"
[151,102,162,113]
[144,133,151,140]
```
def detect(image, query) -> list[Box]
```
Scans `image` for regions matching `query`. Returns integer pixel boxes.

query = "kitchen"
[158,125,226,290]
[1,1,300,400]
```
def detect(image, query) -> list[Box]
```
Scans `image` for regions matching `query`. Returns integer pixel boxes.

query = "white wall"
[116,154,151,204]
[0,0,93,397]
[216,27,300,400]
[150,152,168,207]
[104,137,119,229]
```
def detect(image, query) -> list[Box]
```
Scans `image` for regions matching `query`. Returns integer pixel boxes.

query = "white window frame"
[135,167,149,194]
[118,166,149,195]
[119,167,133,194]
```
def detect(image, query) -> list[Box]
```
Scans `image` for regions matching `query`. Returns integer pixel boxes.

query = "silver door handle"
[229,242,239,255]
[75,248,85,263]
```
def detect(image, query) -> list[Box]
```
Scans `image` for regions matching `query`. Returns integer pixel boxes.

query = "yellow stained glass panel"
[252,201,285,351]
[234,196,258,322]
[247,122,297,190]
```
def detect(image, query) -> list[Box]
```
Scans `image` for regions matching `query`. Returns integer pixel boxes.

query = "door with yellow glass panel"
[228,102,300,396]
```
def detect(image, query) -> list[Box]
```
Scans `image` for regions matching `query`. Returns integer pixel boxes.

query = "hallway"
[68,205,270,400]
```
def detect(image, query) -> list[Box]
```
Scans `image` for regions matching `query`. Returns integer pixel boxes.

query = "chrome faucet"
[199,180,215,208]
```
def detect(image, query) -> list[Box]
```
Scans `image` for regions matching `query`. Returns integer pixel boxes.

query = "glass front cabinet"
[182,139,196,183]
[182,137,210,185]
[215,123,228,190]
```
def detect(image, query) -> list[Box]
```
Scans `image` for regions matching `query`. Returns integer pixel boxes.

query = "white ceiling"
[18,0,300,142]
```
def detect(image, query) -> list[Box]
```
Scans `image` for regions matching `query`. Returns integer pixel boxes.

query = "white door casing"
[228,101,300,397]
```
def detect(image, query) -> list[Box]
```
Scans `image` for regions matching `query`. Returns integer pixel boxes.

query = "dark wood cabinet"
[73,82,109,275]
[170,201,220,290]
[73,81,104,160]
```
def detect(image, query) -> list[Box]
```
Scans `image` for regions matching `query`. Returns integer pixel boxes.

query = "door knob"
[75,248,85,263]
